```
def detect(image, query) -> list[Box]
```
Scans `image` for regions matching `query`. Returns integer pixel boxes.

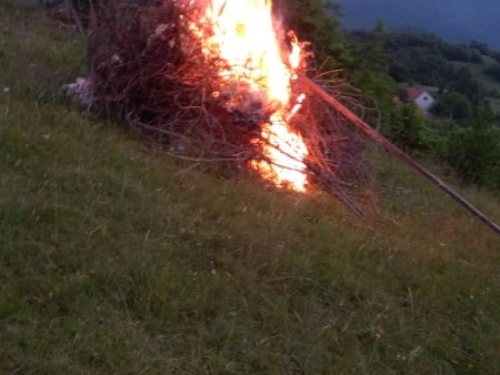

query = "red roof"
[407,87,425,102]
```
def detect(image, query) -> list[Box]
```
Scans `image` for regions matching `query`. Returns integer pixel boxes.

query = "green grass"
[1,2,500,374]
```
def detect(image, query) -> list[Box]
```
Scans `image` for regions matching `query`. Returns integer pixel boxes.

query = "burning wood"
[188,0,310,192]
[86,0,369,215]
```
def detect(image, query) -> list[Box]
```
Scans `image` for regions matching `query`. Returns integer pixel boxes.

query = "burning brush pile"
[85,0,370,215]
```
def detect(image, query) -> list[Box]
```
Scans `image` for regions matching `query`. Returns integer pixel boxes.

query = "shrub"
[446,117,500,187]
[385,104,428,151]
[431,92,472,122]
[484,64,500,83]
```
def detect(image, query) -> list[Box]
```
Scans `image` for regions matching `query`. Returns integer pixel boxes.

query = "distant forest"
[341,26,500,189]
[347,30,500,98]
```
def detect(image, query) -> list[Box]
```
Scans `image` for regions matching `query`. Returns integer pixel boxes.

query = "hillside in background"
[335,0,500,48]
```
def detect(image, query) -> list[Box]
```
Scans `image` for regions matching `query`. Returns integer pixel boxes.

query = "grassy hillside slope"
[1,2,500,374]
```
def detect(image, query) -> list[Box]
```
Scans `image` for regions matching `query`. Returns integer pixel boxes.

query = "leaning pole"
[303,77,500,236]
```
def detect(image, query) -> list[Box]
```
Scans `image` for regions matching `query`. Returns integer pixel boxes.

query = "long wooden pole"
[303,77,500,236]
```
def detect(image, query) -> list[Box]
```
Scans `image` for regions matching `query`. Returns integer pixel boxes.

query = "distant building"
[406,87,436,113]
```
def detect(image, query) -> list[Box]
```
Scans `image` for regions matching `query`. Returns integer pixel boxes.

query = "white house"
[406,87,436,113]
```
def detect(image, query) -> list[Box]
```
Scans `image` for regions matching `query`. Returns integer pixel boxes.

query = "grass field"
[1,2,500,374]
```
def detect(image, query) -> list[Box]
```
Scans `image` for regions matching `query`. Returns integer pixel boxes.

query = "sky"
[335,0,500,48]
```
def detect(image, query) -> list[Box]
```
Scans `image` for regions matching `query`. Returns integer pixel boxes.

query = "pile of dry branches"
[86,0,370,215]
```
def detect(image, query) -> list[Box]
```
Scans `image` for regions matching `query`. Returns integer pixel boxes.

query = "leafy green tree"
[431,92,472,122]
[492,51,500,64]
[489,88,500,98]
[449,67,484,103]
[484,64,500,83]
[446,108,500,186]
[470,41,490,56]
[345,23,400,128]
[274,0,350,67]
[385,103,428,151]
[388,61,410,82]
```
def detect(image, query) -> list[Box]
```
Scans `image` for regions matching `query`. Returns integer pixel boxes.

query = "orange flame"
[193,0,309,192]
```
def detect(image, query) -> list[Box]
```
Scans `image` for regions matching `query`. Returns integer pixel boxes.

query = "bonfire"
[85,0,369,216]
[69,0,500,234]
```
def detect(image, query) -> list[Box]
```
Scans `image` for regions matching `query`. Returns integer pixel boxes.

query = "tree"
[385,104,428,151]
[470,41,490,56]
[449,67,484,103]
[344,22,401,129]
[431,92,472,122]
[446,108,500,186]
[273,0,349,67]
[492,51,500,64]
[484,64,500,83]
[389,61,410,82]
